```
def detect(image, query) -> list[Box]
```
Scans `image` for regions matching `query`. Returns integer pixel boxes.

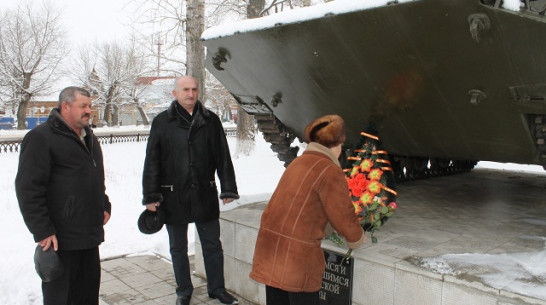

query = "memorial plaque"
[320,249,354,305]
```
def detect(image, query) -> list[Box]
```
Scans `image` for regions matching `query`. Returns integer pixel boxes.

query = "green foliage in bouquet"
[327,130,398,251]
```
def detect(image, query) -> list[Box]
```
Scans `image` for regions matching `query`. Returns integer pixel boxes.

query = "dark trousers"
[42,247,101,305]
[266,286,319,305]
[167,219,225,297]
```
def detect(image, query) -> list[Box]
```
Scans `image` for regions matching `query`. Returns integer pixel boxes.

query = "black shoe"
[175,295,191,305]
[208,290,239,304]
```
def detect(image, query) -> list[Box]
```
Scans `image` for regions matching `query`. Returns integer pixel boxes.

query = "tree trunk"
[112,104,119,126]
[103,84,118,126]
[134,98,149,125]
[16,94,30,130]
[186,0,206,102]
[247,0,266,17]
[103,103,112,126]
[235,0,265,152]
[16,73,32,130]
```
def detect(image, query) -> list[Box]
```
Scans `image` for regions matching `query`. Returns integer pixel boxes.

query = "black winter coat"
[15,109,111,251]
[142,101,239,224]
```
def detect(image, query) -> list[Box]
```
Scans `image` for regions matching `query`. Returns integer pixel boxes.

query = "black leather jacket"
[142,101,239,224]
[16,109,111,250]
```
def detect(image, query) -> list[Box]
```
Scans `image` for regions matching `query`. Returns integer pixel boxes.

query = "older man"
[16,86,111,305]
[142,76,239,305]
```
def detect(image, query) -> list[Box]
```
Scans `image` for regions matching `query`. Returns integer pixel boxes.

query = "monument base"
[195,169,546,305]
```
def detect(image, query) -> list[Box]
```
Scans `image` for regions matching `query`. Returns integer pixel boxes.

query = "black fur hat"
[304,114,346,148]
[138,208,165,234]
[34,245,64,282]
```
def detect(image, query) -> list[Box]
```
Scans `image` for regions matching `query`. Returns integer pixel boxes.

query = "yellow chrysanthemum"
[360,191,374,205]
[352,201,363,214]
[368,168,383,181]
[360,159,373,172]
[350,166,359,177]
[367,181,382,194]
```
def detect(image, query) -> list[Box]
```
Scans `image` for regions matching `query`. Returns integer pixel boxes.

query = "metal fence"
[0,127,236,154]
[0,141,21,154]
[96,133,150,145]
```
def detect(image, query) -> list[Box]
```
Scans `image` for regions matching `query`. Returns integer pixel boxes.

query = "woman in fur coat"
[250,114,366,305]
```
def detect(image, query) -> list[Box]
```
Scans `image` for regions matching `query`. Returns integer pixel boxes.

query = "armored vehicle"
[202,0,546,179]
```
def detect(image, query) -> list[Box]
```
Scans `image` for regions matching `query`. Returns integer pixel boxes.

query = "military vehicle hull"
[202,0,546,172]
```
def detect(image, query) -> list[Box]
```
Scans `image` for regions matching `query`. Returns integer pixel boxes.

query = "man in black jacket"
[142,76,239,305]
[15,87,111,305]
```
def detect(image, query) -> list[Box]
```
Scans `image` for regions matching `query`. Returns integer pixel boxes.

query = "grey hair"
[173,76,198,90]
[58,87,91,108]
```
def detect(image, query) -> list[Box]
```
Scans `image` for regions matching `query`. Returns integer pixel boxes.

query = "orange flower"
[367,181,382,194]
[360,159,373,172]
[360,191,374,205]
[351,188,363,197]
[347,173,368,197]
[356,175,369,191]
[368,168,383,181]
[352,201,363,214]
[350,166,359,177]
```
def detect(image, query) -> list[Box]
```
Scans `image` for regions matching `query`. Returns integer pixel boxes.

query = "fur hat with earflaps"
[304,114,346,148]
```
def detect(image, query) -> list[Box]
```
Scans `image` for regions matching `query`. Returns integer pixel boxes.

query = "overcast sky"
[0,0,133,45]
[0,0,153,98]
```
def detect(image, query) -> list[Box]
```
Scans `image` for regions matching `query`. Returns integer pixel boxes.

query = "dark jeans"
[266,285,319,305]
[167,219,225,297]
[42,247,101,305]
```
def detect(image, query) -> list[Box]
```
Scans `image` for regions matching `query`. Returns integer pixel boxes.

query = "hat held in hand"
[34,245,64,282]
[138,207,165,234]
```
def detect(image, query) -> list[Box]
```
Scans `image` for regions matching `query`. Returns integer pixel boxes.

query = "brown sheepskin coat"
[249,142,365,292]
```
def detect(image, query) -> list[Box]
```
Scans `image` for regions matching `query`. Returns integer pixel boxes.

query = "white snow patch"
[418,242,546,300]
[201,0,416,40]
[502,0,523,11]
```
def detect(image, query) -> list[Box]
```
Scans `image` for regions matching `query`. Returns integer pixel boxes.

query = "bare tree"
[128,86,151,126]
[129,1,187,77]
[72,41,151,126]
[186,0,206,100]
[131,0,207,99]
[247,0,266,17]
[0,2,66,129]
[234,0,266,155]
[206,73,235,121]
[127,0,329,132]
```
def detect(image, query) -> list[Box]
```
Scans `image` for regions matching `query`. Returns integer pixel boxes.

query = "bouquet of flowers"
[327,130,398,251]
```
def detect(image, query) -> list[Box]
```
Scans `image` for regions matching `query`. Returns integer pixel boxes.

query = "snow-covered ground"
[0,127,288,305]
[1,126,544,304]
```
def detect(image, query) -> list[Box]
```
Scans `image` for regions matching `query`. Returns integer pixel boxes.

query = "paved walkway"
[100,255,256,305]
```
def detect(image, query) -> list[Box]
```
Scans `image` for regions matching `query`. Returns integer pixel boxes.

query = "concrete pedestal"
[195,169,546,305]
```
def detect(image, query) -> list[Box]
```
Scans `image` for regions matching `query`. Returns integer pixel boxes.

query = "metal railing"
[0,141,21,154]
[0,127,237,154]
[95,132,150,146]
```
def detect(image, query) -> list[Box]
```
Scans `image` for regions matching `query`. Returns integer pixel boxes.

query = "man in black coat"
[142,76,240,305]
[15,86,112,305]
